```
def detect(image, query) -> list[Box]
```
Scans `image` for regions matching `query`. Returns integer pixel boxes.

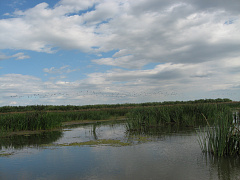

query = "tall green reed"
[0,112,62,132]
[0,108,128,134]
[198,109,240,156]
[126,103,223,132]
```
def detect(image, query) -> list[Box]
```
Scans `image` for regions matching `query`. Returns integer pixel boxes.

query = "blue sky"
[0,0,240,106]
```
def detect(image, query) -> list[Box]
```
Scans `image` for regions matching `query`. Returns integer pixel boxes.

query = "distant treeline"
[0,98,237,113]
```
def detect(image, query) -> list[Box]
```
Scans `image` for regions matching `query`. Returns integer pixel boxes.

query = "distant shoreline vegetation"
[0,98,236,113]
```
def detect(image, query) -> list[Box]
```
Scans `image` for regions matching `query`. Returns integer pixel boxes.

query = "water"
[1,121,240,180]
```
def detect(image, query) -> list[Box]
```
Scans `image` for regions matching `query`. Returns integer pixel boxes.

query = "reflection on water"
[0,131,63,150]
[204,154,240,180]
[0,121,240,180]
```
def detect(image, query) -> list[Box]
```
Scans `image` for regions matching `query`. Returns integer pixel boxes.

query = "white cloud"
[0,2,99,53]
[0,52,30,60]
[57,0,97,11]
[1,0,239,64]
[93,55,148,69]
[1,56,240,106]
[86,58,240,98]
[3,13,11,16]
[0,0,240,105]
[82,1,121,25]
[12,52,30,60]
[0,53,10,60]
[43,65,77,74]
[10,101,18,105]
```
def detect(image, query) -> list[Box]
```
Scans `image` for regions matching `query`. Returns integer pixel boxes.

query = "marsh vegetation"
[126,103,240,157]
[198,111,240,156]
[0,98,240,157]
[125,103,227,131]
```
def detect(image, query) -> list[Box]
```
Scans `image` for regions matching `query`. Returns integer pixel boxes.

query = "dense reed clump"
[126,103,240,156]
[46,108,128,123]
[126,104,230,132]
[198,110,240,157]
[0,112,62,132]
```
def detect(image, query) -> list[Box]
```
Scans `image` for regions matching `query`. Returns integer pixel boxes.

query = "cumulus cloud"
[0,2,99,53]
[91,2,240,68]
[1,0,239,65]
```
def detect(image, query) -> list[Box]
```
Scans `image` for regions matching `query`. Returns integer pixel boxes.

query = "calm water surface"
[1,121,240,180]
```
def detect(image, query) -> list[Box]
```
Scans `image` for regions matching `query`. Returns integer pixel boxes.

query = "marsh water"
[1,121,240,180]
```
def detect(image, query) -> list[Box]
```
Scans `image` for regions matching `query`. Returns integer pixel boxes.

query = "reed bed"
[0,99,239,136]
[49,108,128,122]
[127,103,240,157]
[0,112,62,132]
[126,103,228,132]
[198,111,240,157]
[0,108,129,135]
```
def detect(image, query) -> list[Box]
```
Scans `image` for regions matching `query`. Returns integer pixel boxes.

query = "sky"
[0,0,240,106]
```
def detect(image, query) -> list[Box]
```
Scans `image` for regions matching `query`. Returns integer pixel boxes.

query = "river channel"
[1,121,240,180]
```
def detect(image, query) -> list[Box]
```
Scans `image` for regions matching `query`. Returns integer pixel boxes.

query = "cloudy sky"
[0,0,240,106]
